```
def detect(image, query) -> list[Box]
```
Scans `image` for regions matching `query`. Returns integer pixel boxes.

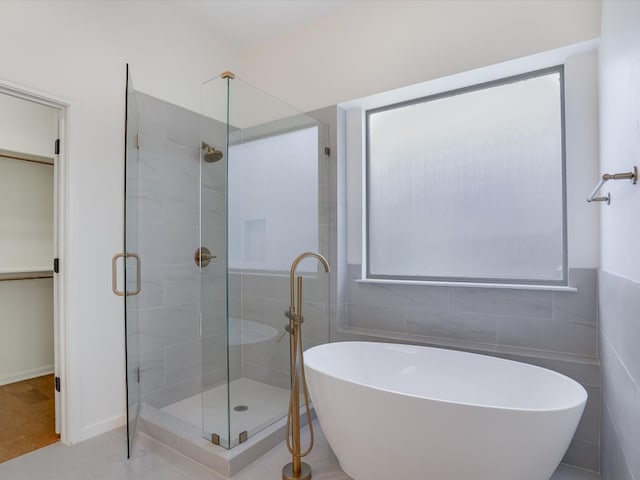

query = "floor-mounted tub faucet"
[283,252,329,480]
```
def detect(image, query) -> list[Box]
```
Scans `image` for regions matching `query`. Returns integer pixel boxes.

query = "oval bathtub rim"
[303,341,588,414]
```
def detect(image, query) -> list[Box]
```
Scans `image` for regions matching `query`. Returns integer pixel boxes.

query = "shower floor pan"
[137,378,311,477]
[163,378,291,447]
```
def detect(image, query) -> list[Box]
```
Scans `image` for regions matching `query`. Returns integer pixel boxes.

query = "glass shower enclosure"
[123,70,330,456]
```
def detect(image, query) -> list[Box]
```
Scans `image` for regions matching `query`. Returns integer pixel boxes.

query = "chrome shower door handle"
[112,253,141,296]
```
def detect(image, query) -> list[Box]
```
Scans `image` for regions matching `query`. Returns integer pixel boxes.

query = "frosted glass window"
[366,68,566,284]
[229,126,318,272]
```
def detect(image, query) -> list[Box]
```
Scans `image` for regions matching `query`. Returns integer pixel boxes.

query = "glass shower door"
[123,65,142,458]
[199,74,231,447]
[200,73,331,448]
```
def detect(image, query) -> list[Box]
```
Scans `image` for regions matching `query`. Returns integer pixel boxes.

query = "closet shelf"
[0,271,53,282]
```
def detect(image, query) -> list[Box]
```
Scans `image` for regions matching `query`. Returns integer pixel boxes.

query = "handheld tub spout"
[283,252,329,480]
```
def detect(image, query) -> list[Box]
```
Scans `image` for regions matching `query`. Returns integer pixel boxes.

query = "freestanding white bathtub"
[304,341,587,480]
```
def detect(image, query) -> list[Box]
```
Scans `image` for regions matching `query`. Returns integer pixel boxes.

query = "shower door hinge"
[53,258,59,274]
[55,376,61,392]
[54,139,60,155]
[136,367,140,383]
[324,146,331,156]
[136,132,140,149]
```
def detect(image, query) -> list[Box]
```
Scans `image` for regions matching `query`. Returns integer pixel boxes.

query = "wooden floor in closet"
[0,374,58,463]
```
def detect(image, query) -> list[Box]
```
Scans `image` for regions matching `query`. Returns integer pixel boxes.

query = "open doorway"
[0,88,66,462]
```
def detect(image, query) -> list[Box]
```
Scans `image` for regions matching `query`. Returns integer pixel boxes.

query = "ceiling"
[170,0,355,51]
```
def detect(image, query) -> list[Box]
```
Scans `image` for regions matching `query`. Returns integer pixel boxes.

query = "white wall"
[0,0,244,443]
[565,50,601,268]
[0,93,57,158]
[599,0,640,281]
[241,0,601,112]
[0,279,54,385]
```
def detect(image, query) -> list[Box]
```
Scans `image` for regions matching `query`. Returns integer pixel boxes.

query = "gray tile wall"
[341,264,600,471]
[308,106,347,334]
[134,92,229,409]
[237,271,330,389]
[599,270,640,479]
[237,107,338,389]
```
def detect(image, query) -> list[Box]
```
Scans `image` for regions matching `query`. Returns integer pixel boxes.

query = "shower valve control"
[194,247,216,267]
[284,310,304,323]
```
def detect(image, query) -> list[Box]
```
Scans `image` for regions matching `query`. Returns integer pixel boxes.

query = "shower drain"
[233,405,249,412]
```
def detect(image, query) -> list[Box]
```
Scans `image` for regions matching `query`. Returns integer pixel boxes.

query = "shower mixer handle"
[284,310,303,323]
[194,247,217,267]
[277,323,292,343]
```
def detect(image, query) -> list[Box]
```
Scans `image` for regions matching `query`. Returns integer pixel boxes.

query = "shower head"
[201,142,224,163]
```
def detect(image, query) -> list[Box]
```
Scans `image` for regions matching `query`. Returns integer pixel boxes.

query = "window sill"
[356,278,577,292]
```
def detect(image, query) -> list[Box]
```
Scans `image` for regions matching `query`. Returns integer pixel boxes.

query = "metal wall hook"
[587,166,637,205]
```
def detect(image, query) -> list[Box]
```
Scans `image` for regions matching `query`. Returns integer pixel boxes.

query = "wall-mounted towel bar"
[587,166,637,205]
[0,271,53,282]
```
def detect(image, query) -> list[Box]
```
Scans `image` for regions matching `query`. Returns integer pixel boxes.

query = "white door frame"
[0,79,71,444]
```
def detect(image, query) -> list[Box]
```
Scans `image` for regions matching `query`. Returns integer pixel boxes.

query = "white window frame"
[363,66,568,287]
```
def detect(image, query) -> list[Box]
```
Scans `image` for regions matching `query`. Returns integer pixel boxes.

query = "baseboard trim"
[0,365,54,386]
[79,414,127,442]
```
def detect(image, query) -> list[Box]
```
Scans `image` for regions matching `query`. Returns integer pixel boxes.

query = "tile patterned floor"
[0,421,600,479]
[0,375,58,463]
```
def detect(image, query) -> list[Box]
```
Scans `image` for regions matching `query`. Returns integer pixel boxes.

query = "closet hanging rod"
[587,166,637,205]
[0,148,54,166]
[0,271,53,282]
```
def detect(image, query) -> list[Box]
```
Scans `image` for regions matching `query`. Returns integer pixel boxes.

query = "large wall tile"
[450,287,553,319]
[497,317,596,356]
[562,438,599,473]
[139,348,165,395]
[348,303,405,333]
[601,332,640,477]
[138,304,199,354]
[143,378,201,409]
[601,401,634,480]
[163,266,200,305]
[137,92,167,139]
[138,266,165,309]
[574,384,601,445]
[600,270,640,479]
[494,350,600,387]
[165,340,202,387]
[553,269,597,324]
[166,102,202,148]
[600,271,640,384]
[404,309,497,346]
